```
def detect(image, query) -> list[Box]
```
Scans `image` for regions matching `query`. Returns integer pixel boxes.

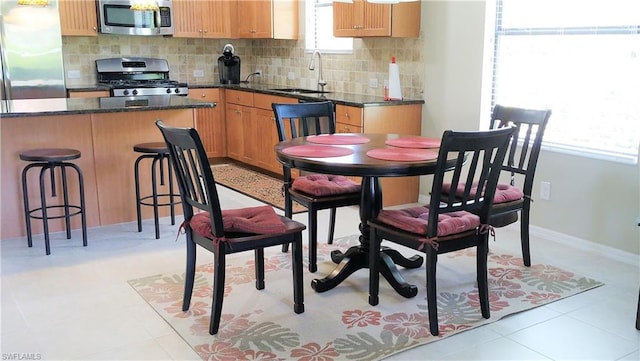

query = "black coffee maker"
[218,44,241,84]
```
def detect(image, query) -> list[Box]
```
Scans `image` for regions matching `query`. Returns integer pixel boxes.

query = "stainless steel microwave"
[97,0,174,36]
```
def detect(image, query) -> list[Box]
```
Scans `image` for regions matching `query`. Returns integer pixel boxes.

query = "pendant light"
[130,0,159,11]
[17,0,49,5]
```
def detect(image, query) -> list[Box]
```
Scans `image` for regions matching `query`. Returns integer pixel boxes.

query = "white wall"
[421,0,640,255]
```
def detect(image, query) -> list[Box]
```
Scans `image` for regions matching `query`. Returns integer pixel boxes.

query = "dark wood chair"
[368,126,516,336]
[272,101,361,272]
[156,121,306,335]
[440,105,551,267]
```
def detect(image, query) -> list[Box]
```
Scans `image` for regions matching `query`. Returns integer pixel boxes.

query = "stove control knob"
[123,89,130,96]
[132,89,138,96]
[166,88,172,94]
[174,88,181,94]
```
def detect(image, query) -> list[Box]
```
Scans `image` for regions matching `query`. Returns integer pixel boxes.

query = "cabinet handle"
[201,94,206,98]
[345,113,350,118]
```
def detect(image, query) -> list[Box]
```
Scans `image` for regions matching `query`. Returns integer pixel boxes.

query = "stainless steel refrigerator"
[0,0,67,100]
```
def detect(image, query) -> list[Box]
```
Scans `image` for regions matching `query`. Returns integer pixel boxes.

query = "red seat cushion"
[441,182,523,204]
[376,206,480,236]
[292,174,360,197]
[189,205,286,239]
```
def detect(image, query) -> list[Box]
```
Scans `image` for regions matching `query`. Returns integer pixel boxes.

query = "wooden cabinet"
[224,89,296,172]
[189,88,225,157]
[67,90,110,98]
[59,0,98,36]
[333,0,420,38]
[253,93,297,174]
[173,0,236,38]
[225,90,254,163]
[237,0,298,39]
[335,103,423,206]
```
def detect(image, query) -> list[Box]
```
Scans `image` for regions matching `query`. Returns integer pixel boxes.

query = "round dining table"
[275,133,449,298]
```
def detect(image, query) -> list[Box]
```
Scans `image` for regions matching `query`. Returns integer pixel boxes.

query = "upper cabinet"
[333,0,420,38]
[173,0,237,38]
[237,0,298,39]
[59,0,98,36]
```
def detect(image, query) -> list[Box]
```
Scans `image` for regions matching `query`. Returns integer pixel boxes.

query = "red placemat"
[385,136,441,149]
[282,145,353,158]
[366,148,439,161]
[307,134,370,145]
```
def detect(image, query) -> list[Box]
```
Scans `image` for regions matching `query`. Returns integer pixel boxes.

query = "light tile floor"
[1,186,639,360]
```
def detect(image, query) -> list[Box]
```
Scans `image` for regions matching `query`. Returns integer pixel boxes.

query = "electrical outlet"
[67,70,81,79]
[255,70,262,77]
[540,181,551,200]
[287,72,295,80]
[193,69,204,78]
[369,78,378,88]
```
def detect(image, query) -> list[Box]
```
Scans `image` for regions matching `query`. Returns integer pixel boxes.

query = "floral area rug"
[128,234,603,361]
[212,164,306,214]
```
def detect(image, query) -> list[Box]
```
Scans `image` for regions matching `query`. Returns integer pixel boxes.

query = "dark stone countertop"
[189,82,425,107]
[67,82,425,108]
[0,95,215,118]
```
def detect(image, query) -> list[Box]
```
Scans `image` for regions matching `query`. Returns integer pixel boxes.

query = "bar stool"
[20,148,87,255]
[134,142,178,239]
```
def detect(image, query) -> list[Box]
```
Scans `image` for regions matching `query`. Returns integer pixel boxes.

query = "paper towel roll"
[388,56,402,100]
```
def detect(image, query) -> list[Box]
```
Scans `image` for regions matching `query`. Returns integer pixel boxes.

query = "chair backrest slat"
[490,105,552,192]
[156,121,225,238]
[428,126,517,238]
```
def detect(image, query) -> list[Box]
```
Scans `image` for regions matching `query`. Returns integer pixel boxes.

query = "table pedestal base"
[311,245,423,298]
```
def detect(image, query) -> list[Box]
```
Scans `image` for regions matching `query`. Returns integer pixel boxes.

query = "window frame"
[305,0,353,54]
[490,0,640,164]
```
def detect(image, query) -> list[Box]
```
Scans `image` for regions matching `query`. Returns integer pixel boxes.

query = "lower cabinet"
[224,89,296,173]
[189,88,225,157]
[336,103,423,206]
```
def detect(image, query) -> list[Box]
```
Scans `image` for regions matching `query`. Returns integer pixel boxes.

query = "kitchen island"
[1,96,214,239]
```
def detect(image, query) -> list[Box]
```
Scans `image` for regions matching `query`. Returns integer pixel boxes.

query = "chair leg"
[327,207,337,245]
[368,228,382,306]
[636,288,640,330]
[308,209,318,273]
[209,249,226,335]
[182,237,197,311]
[292,235,305,314]
[255,248,265,290]
[477,236,490,319]
[426,249,439,336]
[281,192,294,253]
[521,205,531,267]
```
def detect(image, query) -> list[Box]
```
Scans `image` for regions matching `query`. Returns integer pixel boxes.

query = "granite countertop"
[0,95,215,118]
[190,82,425,107]
[67,82,425,107]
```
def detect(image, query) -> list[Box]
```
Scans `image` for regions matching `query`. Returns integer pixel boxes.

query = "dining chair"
[368,126,516,336]
[272,101,361,273]
[441,105,552,267]
[156,120,306,335]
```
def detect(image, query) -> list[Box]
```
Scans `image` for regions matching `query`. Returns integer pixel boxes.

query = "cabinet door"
[59,0,98,36]
[238,0,272,38]
[173,0,204,38]
[189,89,225,157]
[360,1,391,37]
[225,103,246,161]
[201,0,235,38]
[333,1,358,37]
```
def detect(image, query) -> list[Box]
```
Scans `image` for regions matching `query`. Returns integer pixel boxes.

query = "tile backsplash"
[63,34,424,99]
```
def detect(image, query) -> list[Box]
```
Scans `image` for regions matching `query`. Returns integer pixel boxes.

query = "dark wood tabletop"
[275,133,448,298]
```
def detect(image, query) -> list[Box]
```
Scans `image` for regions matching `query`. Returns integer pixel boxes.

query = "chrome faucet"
[308,49,327,92]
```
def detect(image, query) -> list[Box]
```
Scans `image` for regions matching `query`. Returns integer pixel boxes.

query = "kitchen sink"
[269,88,331,94]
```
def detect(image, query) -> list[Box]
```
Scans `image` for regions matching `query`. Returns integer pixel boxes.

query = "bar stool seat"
[134,142,179,239]
[20,148,87,255]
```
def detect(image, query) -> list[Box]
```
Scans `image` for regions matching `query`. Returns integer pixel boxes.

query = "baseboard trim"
[529,225,638,266]
[417,194,638,265]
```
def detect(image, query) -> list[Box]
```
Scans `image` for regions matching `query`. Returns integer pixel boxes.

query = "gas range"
[96,57,188,97]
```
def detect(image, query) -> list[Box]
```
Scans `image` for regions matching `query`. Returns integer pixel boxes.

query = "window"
[491,0,640,163]
[305,0,352,53]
